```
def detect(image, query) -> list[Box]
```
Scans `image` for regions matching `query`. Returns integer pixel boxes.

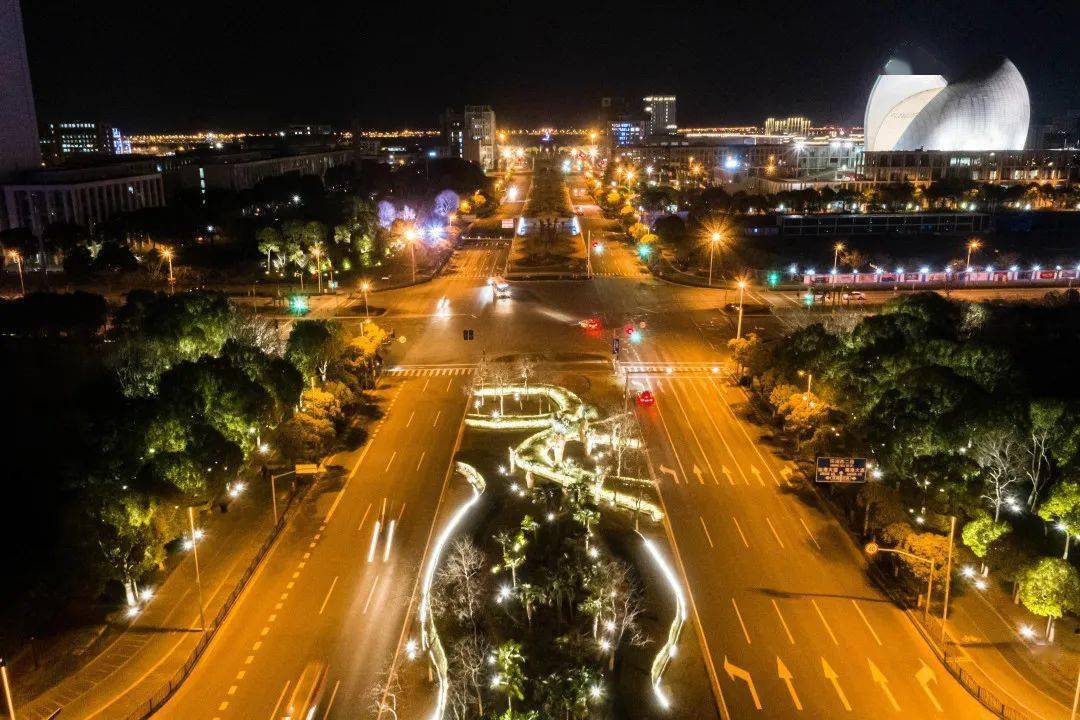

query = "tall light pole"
[735,279,747,339]
[312,246,323,293]
[162,249,174,285]
[832,242,845,273]
[708,231,722,287]
[966,239,981,268]
[1,657,15,720]
[187,506,207,632]
[940,515,957,644]
[359,280,372,319]
[8,251,25,296]
[404,227,419,283]
[797,370,812,400]
[866,543,936,622]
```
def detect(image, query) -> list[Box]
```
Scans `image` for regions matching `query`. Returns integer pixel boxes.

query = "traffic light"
[767,271,780,286]
[637,243,652,259]
[612,337,620,356]
[629,329,642,344]
[288,295,309,315]
[463,329,475,340]
[625,324,635,337]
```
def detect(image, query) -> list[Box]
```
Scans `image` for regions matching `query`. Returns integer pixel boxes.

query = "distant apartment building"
[439,108,465,159]
[643,95,677,136]
[3,167,165,237]
[40,121,131,164]
[0,0,41,182]
[610,120,646,147]
[463,105,496,171]
[763,116,811,136]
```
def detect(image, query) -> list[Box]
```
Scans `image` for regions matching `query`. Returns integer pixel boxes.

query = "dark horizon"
[20,0,1080,133]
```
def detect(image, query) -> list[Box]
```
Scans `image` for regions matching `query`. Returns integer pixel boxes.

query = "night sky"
[20,0,1080,132]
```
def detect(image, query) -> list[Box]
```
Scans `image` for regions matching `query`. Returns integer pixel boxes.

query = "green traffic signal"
[288,295,309,314]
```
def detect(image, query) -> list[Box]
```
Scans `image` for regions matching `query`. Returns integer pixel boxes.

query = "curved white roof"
[864,58,1029,152]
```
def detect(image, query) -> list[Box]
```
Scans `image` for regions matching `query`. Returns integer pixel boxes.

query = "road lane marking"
[693,464,706,484]
[811,599,839,645]
[252,641,262,651]
[723,657,761,710]
[244,655,254,664]
[731,598,751,644]
[750,466,766,487]
[658,465,679,485]
[236,670,246,680]
[358,502,372,531]
[851,600,883,646]
[433,410,442,427]
[321,679,341,719]
[384,450,397,472]
[396,502,407,523]
[227,685,237,695]
[416,451,426,471]
[699,516,714,548]
[318,575,339,615]
[765,517,785,548]
[821,658,851,711]
[799,518,821,550]
[669,386,721,485]
[916,660,943,712]
[687,380,751,485]
[219,701,229,711]
[260,626,270,636]
[771,600,795,644]
[268,680,291,720]
[445,378,453,392]
[868,659,901,711]
[732,517,750,548]
[422,379,430,393]
[776,657,803,711]
[406,411,415,427]
[362,575,381,614]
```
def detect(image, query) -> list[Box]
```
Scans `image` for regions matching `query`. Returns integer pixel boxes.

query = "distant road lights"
[966,239,981,267]
[1018,624,1036,640]
[291,194,301,204]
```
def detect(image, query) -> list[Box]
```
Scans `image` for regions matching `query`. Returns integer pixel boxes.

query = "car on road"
[488,275,511,298]
[636,390,656,407]
[843,290,866,301]
[283,661,327,720]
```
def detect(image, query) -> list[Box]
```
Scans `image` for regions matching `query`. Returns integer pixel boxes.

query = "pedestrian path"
[385,366,476,377]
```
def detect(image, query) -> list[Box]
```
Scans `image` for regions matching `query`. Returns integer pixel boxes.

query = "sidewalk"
[12,472,291,720]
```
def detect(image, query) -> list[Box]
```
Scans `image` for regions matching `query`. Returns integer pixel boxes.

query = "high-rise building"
[609,120,645,147]
[439,107,465,159]
[643,95,677,136]
[40,122,130,164]
[764,116,811,136]
[463,105,496,171]
[0,0,42,181]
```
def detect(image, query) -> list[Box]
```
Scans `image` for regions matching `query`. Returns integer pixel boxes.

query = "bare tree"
[973,429,1024,521]
[447,634,491,719]
[370,664,403,720]
[431,537,488,626]
[588,560,649,670]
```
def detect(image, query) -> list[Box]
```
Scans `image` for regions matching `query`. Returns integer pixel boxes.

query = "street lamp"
[161,248,174,285]
[797,370,812,400]
[187,505,207,632]
[311,245,323,293]
[7,250,25,296]
[735,279,747,339]
[359,279,372,318]
[865,542,936,622]
[966,239,981,268]
[708,231,723,287]
[832,242,845,273]
[403,227,420,283]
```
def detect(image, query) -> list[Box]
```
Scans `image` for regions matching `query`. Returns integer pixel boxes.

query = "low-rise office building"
[863,149,1080,187]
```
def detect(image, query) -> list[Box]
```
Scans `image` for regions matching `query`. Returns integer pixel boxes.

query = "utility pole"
[940,515,957,644]
[1,658,15,720]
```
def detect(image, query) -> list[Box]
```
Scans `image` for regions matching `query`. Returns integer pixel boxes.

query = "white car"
[490,275,511,298]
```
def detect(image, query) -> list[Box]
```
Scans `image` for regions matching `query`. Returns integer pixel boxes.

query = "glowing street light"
[735,279,747,339]
[359,279,372,318]
[161,249,174,285]
[187,506,207,632]
[797,370,812,400]
[707,230,723,287]
[966,239,982,268]
[7,250,25,296]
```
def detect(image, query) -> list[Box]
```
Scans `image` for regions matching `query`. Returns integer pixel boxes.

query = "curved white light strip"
[641,534,687,710]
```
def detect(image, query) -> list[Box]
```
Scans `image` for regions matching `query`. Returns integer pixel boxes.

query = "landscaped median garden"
[378,366,708,719]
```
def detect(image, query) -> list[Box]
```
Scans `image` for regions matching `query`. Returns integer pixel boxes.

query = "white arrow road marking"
[868,658,901,711]
[658,465,679,485]
[776,657,803,711]
[723,657,762,710]
[821,658,852,712]
[750,465,766,487]
[693,464,705,485]
[722,464,736,486]
[916,660,943,712]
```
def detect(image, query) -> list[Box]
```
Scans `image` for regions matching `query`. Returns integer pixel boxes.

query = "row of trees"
[732,292,1080,639]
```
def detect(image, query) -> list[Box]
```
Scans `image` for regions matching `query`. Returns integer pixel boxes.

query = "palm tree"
[494,641,525,712]
[256,226,282,273]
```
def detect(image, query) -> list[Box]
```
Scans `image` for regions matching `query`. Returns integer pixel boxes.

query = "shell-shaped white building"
[864,57,1030,152]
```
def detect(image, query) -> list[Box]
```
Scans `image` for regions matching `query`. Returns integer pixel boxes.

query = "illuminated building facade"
[643,95,677,136]
[40,122,130,164]
[865,56,1030,151]
[464,105,496,171]
[763,116,811,136]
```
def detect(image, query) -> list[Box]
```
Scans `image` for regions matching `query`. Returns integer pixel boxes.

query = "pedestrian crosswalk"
[386,366,475,377]
[621,363,725,375]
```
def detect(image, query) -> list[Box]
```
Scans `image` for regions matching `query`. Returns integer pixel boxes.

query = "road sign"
[295,463,319,476]
[815,456,867,483]
[501,218,515,229]
[612,337,620,355]
[864,541,880,556]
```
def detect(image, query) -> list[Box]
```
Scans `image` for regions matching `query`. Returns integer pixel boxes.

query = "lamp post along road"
[708,232,722,286]
[9,252,25,296]
[735,280,746,339]
[1,658,16,720]
[940,515,957,643]
[833,242,844,273]
[866,544,936,622]
[188,506,207,632]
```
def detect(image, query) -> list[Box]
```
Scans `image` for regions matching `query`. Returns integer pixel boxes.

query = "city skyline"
[19,0,1080,132]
